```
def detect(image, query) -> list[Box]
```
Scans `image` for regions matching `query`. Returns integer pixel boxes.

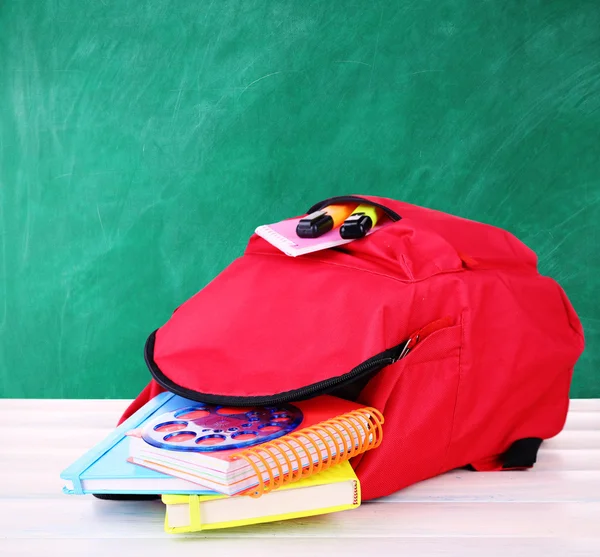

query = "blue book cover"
[60,391,216,495]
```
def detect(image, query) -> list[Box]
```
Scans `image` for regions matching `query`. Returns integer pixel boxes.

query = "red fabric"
[118,195,585,500]
[117,380,164,425]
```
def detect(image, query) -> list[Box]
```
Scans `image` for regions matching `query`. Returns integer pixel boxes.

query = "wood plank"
[531,449,600,471]
[3,407,596,430]
[568,399,600,411]
[0,408,127,429]
[4,451,600,499]
[2,397,598,555]
[1,499,599,539]
[1,538,599,557]
[7,448,600,480]
[0,399,132,409]
[2,423,598,457]
[381,470,600,503]
[3,419,598,454]
[4,463,600,502]
[2,397,598,411]
[3,445,600,480]
[542,431,600,450]
[564,411,600,430]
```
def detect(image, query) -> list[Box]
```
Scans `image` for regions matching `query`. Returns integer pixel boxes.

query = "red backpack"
[118,195,584,501]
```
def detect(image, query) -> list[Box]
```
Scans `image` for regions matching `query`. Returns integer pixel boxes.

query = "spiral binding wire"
[229,407,384,498]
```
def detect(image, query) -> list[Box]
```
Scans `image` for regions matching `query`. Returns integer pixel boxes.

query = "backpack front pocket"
[353,318,463,500]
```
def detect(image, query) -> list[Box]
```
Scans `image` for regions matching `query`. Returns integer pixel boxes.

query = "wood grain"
[1,399,599,555]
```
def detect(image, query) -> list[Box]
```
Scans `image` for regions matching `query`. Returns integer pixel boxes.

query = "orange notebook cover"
[127,393,383,496]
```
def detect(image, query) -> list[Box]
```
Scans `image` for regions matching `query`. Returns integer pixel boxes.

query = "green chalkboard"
[1,1,599,399]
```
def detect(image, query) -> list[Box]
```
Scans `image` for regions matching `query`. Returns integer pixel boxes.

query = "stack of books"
[61,392,384,533]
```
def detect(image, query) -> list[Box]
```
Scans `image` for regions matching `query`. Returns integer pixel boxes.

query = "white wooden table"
[1,399,599,557]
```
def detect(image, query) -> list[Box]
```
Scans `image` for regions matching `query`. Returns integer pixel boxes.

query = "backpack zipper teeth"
[307,196,402,222]
[146,331,410,406]
[233,344,407,405]
[283,355,397,400]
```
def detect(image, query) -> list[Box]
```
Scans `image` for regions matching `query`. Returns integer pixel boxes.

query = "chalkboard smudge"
[239,71,283,96]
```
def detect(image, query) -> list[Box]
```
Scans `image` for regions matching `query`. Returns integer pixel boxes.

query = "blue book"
[60,391,216,496]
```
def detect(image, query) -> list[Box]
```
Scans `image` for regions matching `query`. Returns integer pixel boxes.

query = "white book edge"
[255,224,354,257]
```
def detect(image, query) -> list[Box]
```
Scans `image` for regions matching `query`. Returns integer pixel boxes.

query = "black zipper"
[307,196,402,222]
[145,330,409,406]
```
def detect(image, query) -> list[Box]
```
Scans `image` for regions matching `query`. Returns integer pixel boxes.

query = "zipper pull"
[395,334,419,361]
[394,317,454,362]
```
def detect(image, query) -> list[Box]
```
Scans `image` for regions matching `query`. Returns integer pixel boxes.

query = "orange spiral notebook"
[127,393,384,497]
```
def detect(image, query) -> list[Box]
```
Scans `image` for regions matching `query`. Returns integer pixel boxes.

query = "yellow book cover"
[162,461,360,533]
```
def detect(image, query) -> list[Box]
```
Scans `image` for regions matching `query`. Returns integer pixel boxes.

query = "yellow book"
[162,461,360,533]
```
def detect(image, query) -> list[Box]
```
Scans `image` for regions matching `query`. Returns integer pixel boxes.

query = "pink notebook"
[126,394,370,495]
[255,216,387,257]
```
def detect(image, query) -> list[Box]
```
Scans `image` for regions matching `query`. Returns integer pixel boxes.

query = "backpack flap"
[145,195,465,406]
